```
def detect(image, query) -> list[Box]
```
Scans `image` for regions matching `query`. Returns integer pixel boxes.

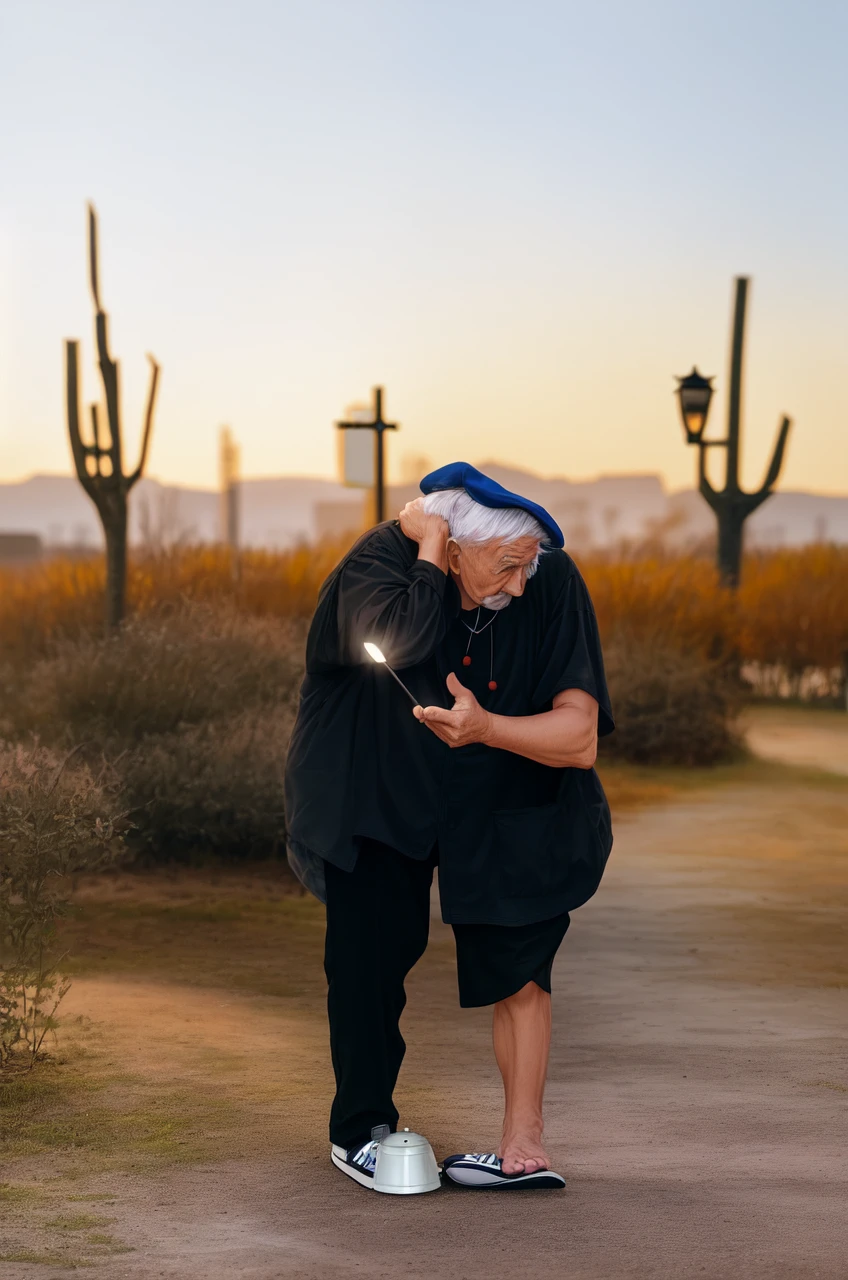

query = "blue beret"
[419,461,564,549]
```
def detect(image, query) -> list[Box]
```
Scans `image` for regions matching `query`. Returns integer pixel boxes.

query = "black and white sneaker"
[443,1152,565,1190]
[330,1124,389,1189]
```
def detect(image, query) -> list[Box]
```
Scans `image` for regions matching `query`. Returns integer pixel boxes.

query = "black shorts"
[326,836,570,1010]
[452,911,570,1008]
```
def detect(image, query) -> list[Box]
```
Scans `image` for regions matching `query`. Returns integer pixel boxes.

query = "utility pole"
[219,426,240,576]
[336,386,398,524]
[675,276,792,587]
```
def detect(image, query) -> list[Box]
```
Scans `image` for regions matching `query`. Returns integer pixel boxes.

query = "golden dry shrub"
[127,542,347,619]
[579,553,737,660]
[0,557,106,664]
[735,546,848,673]
[0,540,349,666]
[580,546,848,685]
[1,540,845,839]
[2,542,846,702]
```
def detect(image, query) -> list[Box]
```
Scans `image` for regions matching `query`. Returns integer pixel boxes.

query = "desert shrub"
[601,636,742,766]
[0,745,125,1070]
[0,540,349,666]
[0,603,307,863]
[583,553,736,661]
[0,557,106,666]
[3,543,846,688]
[581,545,848,706]
[2,603,307,748]
[129,543,346,619]
[121,710,294,860]
[736,547,848,675]
[2,542,845,805]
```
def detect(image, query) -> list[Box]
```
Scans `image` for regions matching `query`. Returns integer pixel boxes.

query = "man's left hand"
[414,672,491,747]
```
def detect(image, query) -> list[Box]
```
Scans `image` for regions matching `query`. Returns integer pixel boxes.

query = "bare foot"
[498,1130,550,1176]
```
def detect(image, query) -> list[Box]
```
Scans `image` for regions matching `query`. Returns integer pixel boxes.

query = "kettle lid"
[379,1128,431,1151]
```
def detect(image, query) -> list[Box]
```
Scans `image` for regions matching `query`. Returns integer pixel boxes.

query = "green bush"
[602,636,742,766]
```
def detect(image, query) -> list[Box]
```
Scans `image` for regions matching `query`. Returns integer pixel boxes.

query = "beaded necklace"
[460,607,498,691]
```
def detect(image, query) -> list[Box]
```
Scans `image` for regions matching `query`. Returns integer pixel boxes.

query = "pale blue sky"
[1,0,846,491]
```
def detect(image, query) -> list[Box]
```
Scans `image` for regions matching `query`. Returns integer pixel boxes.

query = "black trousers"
[324,838,436,1151]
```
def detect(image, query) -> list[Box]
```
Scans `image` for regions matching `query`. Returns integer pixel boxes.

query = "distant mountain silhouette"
[1,467,847,551]
[0,474,361,551]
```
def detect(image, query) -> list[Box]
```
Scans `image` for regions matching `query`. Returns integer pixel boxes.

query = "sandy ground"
[3,752,847,1277]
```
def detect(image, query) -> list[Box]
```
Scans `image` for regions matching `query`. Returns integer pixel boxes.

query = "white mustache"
[481,593,513,611]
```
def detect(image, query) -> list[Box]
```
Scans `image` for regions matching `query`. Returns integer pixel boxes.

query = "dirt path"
[3,769,847,1279]
[744,704,848,776]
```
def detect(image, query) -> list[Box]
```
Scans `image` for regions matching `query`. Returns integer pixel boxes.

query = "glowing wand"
[363,642,421,708]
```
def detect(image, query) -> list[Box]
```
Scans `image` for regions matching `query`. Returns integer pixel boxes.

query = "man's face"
[446,536,541,610]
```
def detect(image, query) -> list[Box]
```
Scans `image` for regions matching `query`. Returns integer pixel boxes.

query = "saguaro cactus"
[66,204,160,627]
[676,277,792,587]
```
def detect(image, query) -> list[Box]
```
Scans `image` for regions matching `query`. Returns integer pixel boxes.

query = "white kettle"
[373,1128,442,1195]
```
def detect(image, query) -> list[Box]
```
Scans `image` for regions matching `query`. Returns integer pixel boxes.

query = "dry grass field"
[2,542,847,680]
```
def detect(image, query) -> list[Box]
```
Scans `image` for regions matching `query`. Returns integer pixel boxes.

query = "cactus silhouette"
[678,277,792,586]
[65,204,160,626]
[700,277,791,586]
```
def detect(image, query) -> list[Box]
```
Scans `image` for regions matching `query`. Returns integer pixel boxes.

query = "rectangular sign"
[339,426,375,488]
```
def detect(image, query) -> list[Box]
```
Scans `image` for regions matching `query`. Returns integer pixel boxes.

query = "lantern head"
[675,367,715,442]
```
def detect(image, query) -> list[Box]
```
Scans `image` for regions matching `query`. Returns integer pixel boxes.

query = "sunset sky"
[1,0,846,494]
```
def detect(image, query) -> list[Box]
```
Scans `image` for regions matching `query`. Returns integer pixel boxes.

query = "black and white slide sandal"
[443,1152,565,1190]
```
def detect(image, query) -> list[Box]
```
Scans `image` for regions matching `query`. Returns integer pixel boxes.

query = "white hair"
[421,488,547,548]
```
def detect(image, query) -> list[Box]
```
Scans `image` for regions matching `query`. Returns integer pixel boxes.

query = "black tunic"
[284,520,614,926]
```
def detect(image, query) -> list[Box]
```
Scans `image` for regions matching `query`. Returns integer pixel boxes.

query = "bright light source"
[363,641,421,707]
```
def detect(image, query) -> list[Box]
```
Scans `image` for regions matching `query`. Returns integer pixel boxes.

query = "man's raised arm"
[336,501,451,669]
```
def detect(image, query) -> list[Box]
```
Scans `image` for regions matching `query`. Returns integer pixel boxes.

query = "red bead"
[462,655,472,666]
[488,680,497,691]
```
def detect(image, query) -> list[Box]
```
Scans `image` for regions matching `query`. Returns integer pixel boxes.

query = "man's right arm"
[335,501,451,669]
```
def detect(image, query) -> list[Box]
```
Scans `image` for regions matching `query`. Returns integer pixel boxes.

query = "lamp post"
[336,386,399,525]
[675,276,792,588]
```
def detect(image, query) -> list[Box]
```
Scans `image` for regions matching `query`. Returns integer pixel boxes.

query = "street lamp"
[675,277,792,589]
[675,368,715,443]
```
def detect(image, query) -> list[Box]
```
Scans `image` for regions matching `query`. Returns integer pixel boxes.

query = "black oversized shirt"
[284,520,614,925]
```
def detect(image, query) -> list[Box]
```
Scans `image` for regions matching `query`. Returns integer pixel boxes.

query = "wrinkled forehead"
[477,534,541,564]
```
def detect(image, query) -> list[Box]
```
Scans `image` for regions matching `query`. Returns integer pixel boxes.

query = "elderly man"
[285,462,613,1190]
